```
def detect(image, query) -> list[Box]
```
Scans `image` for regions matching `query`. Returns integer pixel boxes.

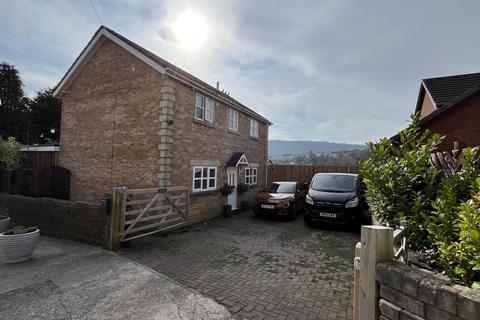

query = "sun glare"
[172,11,209,50]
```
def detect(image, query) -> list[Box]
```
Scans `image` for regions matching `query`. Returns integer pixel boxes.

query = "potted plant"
[0,214,10,233]
[219,184,234,217]
[0,225,40,263]
[237,183,249,212]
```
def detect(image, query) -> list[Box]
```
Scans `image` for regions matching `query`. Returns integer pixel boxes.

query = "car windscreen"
[310,175,356,192]
[265,183,296,194]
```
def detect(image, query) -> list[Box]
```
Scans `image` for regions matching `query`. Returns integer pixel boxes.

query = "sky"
[1,0,479,144]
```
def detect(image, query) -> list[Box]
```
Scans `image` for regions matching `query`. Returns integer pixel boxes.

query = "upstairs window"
[192,166,217,192]
[195,94,214,123]
[250,118,259,138]
[228,108,238,131]
[245,167,257,185]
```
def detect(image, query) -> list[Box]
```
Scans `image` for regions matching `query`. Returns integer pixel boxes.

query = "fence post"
[106,187,124,250]
[359,226,393,320]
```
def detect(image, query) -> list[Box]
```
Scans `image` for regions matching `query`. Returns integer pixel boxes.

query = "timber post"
[359,225,393,320]
[106,187,125,250]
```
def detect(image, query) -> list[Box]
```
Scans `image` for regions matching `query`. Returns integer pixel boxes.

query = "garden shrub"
[454,182,480,287]
[0,136,23,170]
[427,153,480,286]
[361,113,480,286]
[360,113,442,250]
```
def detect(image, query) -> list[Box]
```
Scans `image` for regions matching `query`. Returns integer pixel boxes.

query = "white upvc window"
[228,108,239,131]
[250,118,259,138]
[195,94,214,122]
[192,166,217,192]
[245,167,257,185]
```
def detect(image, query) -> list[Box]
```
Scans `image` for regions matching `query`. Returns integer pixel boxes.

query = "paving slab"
[0,237,233,320]
[120,211,360,320]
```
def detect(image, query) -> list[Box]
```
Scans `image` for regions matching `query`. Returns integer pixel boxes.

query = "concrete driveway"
[120,211,360,320]
[0,237,232,320]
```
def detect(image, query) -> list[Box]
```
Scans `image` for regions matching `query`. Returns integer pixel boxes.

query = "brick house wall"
[58,35,269,223]
[418,88,436,118]
[420,90,480,152]
[59,40,166,202]
[170,81,268,223]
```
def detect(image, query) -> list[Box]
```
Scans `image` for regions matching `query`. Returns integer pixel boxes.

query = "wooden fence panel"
[50,167,71,200]
[10,169,23,195]
[22,169,34,197]
[0,167,70,200]
[267,165,361,185]
[0,170,10,193]
[22,151,60,168]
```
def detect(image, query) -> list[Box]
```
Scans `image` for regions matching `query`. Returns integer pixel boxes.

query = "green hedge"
[360,113,480,287]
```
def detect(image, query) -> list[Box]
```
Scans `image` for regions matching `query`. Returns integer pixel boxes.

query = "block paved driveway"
[120,212,360,320]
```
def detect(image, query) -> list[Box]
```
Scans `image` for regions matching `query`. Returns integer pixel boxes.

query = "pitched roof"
[422,72,480,108]
[392,72,480,141]
[54,26,272,125]
[419,83,480,126]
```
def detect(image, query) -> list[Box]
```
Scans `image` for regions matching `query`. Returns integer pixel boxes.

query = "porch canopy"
[226,152,249,168]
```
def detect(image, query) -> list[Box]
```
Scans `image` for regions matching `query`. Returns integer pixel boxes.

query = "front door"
[227,167,238,210]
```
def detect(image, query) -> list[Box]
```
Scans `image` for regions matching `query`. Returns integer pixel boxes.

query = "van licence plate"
[319,212,337,218]
[261,204,274,209]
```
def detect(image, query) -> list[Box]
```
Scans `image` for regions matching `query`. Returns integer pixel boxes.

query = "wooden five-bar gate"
[108,186,189,248]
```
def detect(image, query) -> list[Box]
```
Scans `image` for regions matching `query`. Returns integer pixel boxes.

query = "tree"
[0,62,29,141]
[26,89,61,144]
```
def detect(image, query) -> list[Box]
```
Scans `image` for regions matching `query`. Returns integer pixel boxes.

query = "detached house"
[415,72,480,151]
[53,26,271,223]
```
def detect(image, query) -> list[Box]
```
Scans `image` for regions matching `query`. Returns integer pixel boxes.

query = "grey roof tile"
[423,72,480,108]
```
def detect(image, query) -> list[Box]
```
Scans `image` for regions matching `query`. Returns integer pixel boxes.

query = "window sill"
[227,129,240,135]
[249,136,260,141]
[191,189,220,198]
[193,118,214,127]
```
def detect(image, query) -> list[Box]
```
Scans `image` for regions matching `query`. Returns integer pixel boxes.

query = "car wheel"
[304,214,314,227]
[254,210,262,218]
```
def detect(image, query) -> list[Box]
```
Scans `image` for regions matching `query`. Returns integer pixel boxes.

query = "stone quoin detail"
[158,79,176,187]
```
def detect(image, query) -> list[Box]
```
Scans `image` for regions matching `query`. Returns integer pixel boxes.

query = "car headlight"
[306,193,314,205]
[345,197,359,208]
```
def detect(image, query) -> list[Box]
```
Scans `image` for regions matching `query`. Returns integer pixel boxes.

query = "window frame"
[192,166,217,192]
[250,118,259,138]
[228,108,239,132]
[245,167,258,185]
[194,93,214,123]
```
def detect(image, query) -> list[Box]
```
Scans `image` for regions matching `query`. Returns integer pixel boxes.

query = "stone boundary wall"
[0,193,109,247]
[376,261,480,320]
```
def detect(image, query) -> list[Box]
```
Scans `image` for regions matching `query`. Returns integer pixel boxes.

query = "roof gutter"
[164,67,272,126]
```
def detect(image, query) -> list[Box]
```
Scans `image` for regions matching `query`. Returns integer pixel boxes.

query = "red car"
[254,181,308,218]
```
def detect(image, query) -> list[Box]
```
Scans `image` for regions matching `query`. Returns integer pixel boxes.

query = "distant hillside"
[268,140,367,155]
[271,149,369,166]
